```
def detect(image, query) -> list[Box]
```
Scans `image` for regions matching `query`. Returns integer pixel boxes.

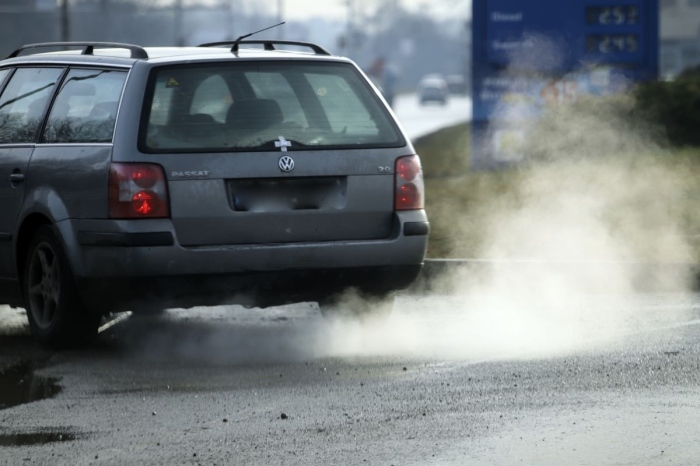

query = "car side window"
[43,68,127,144]
[0,67,64,144]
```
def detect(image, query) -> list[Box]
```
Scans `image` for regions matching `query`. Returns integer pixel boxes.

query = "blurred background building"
[660,0,700,78]
[0,0,695,91]
[0,0,470,93]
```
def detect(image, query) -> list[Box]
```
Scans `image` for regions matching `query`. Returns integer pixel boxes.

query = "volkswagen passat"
[0,40,429,347]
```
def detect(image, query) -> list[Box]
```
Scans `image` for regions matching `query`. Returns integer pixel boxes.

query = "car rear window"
[140,61,404,152]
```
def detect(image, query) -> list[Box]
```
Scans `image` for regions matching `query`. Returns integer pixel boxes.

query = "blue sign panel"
[472,0,659,167]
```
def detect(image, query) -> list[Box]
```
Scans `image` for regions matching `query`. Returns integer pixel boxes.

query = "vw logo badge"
[278,155,295,172]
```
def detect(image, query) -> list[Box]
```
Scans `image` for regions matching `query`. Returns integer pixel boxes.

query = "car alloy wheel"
[23,225,100,348]
[27,241,61,330]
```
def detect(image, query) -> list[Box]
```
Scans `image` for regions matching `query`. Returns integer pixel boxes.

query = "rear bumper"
[75,221,430,245]
[56,212,428,312]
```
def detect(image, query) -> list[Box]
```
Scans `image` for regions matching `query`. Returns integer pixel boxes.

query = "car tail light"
[395,155,424,211]
[109,163,170,218]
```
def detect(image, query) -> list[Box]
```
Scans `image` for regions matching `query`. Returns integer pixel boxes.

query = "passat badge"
[171,170,210,178]
[278,156,295,172]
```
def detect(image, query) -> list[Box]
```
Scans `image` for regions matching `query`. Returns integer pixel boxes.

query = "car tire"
[318,290,395,322]
[23,225,100,348]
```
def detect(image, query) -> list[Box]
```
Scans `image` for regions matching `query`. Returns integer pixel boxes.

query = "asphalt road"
[2,290,700,465]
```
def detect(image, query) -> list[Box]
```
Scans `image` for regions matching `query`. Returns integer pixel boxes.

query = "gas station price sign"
[586,6,640,25]
[586,34,639,54]
[482,0,655,68]
[471,0,659,167]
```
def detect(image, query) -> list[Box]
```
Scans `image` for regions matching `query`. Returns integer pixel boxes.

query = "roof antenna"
[232,22,285,52]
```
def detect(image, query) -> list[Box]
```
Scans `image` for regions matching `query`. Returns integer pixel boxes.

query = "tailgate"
[165,152,395,246]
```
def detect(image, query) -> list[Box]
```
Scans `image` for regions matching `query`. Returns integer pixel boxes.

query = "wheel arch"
[15,183,73,284]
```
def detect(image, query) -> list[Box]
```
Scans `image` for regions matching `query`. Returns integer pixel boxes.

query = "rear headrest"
[226,98,283,131]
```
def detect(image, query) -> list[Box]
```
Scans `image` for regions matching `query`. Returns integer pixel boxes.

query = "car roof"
[2,42,348,68]
[144,47,347,65]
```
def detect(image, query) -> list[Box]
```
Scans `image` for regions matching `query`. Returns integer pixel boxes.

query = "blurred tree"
[634,66,700,146]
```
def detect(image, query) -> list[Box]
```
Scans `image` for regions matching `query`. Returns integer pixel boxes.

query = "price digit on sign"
[612,6,625,24]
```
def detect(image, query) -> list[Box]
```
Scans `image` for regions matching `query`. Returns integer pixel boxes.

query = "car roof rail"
[198,40,331,56]
[7,42,149,60]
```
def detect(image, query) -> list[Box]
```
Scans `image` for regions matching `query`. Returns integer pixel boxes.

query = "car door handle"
[9,173,25,183]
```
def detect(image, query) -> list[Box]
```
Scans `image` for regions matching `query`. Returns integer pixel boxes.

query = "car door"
[0,67,64,284]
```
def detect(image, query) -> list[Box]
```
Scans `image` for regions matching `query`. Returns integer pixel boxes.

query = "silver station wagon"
[0,40,429,347]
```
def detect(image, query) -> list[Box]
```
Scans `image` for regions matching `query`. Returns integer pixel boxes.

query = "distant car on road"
[418,75,448,105]
[0,40,429,347]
